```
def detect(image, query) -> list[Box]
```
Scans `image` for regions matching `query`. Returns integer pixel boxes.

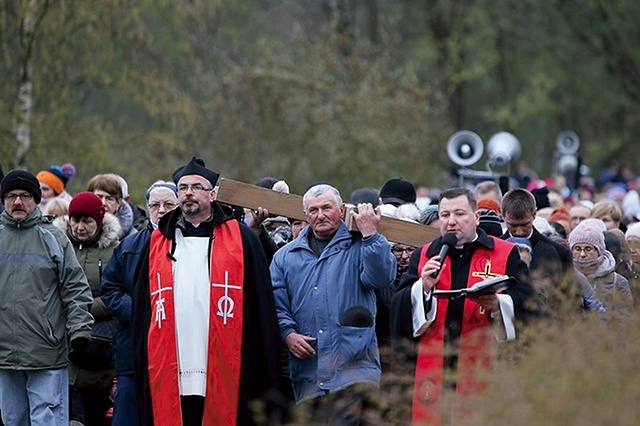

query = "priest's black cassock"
[390,229,532,424]
[132,203,285,426]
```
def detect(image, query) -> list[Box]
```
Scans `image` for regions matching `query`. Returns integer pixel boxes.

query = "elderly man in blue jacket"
[271,183,396,425]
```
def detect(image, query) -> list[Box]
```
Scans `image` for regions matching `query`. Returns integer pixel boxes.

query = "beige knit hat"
[625,222,640,240]
[569,219,606,255]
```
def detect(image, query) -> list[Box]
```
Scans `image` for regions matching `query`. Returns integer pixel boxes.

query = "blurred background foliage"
[2,0,640,202]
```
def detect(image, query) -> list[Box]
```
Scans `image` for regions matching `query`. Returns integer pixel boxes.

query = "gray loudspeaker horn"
[557,155,579,175]
[447,130,484,167]
[486,132,521,167]
[556,131,580,155]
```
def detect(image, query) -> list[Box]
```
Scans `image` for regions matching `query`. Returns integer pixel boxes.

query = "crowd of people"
[0,158,638,425]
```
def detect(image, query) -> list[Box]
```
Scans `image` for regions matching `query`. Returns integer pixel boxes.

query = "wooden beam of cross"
[215,178,440,247]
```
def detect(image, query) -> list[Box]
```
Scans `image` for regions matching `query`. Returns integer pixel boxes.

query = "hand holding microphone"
[421,233,458,291]
[431,233,458,278]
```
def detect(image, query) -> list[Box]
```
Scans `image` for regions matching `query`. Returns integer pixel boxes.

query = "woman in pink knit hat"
[569,218,634,322]
[624,222,640,306]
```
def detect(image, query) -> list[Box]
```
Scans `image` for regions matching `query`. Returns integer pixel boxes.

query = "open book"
[433,275,518,300]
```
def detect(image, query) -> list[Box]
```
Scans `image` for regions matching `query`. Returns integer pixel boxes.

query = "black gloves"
[68,336,90,366]
[68,336,115,372]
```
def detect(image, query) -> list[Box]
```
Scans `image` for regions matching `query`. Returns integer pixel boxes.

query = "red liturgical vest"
[412,238,512,424]
[147,220,244,425]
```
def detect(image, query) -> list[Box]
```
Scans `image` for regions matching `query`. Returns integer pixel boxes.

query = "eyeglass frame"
[571,245,596,255]
[148,201,178,211]
[4,192,34,202]
[392,246,416,255]
[177,184,213,194]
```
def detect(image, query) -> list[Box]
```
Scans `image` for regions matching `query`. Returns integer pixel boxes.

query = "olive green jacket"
[0,208,93,370]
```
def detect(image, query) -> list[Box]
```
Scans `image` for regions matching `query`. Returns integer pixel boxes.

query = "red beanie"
[549,206,572,224]
[69,192,106,226]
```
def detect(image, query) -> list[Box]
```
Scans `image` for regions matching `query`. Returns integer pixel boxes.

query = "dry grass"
[359,308,640,425]
[464,315,640,426]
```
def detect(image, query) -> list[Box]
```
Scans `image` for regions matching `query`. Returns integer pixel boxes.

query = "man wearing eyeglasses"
[376,243,416,369]
[131,157,283,426]
[0,169,93,426]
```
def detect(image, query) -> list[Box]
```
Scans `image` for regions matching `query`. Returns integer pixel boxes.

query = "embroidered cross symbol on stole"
[471,260,502,281]
[152,272,173,329]
[471,260,503,315]
[212,270,242,325]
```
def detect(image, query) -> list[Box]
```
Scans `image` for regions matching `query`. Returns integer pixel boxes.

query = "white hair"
[303,184,342,212]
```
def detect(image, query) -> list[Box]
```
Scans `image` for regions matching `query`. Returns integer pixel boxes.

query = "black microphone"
[340,306,374,328]
[430,233,458,278]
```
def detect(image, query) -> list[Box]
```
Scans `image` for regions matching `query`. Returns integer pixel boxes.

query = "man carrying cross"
[271,183,397,425]
[131,157,283,426]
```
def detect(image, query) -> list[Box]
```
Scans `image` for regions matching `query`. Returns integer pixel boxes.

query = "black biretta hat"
[172,157,220,187]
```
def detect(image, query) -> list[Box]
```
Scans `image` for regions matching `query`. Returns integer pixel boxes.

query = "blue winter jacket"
[100,221,153,376]
[271,222,396,402]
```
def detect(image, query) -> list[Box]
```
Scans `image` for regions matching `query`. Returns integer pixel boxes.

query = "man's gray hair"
[303,184,343,212]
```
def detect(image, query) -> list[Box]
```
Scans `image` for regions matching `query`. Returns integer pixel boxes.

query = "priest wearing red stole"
[391,187,532,424]
[132,157,283,426]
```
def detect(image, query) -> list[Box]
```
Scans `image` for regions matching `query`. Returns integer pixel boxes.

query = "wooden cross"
[215,178,440,247]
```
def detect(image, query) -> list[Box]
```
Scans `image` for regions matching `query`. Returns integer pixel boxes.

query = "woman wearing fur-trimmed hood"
[55,191,122,425]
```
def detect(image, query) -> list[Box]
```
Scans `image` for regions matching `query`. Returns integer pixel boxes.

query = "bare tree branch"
[12,0,49,168]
